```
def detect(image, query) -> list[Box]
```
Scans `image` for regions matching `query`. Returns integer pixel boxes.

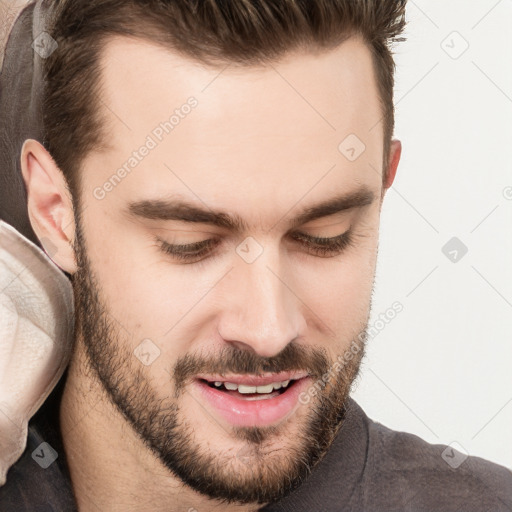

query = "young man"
[0,1,511,511]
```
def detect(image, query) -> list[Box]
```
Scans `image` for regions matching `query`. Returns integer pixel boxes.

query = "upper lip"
[196,371,309,386]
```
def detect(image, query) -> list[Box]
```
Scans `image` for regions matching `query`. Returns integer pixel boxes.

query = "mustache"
[172,341,330,393]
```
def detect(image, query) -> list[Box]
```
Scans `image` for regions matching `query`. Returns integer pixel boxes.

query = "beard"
[69,209,369,507]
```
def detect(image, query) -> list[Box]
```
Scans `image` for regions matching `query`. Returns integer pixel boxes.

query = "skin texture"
[21,34,401,512]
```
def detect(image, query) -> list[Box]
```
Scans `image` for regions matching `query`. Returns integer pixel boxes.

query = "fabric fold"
[0,219,74,486]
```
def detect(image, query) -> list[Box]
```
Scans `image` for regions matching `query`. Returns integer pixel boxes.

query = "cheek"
[292,229,378,340]
[79,216,191,348]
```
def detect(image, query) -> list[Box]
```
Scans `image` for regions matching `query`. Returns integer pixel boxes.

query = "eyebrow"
[125,187,375,233]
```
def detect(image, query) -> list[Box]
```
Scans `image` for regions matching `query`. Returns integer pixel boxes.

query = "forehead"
[86,35,383,215]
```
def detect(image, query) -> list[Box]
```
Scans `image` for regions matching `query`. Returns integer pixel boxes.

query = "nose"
[217,247,306,358]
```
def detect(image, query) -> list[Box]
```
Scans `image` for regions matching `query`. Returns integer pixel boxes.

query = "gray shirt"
[1,3,511,511]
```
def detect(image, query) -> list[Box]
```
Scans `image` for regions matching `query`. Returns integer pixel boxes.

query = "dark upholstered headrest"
[0,0,51,249]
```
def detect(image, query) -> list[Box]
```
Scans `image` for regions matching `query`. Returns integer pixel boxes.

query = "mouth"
[199,376,301,400]
[192,374,311,427]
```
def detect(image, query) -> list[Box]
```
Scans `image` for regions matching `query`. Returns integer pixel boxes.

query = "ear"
[383,139,401,191]
[20,139,78,274]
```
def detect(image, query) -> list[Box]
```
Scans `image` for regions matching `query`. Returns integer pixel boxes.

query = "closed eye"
[290,230,353,257]
[155,229,353,263]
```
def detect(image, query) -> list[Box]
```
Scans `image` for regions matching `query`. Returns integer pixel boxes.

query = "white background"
[352,0,512,469]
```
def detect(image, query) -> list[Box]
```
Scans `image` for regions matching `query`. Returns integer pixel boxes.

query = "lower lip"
[193,377,312,427]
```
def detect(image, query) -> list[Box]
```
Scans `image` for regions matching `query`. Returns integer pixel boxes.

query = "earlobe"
[383,139,401,190]
[20,139,78,274]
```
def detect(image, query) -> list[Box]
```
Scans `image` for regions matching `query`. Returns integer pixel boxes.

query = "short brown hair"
[42,0,407,204]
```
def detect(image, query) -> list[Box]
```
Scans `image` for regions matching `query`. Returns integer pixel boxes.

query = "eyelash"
[156,230,353,263]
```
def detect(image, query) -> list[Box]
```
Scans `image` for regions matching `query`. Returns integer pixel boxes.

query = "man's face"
[70,35,389,505]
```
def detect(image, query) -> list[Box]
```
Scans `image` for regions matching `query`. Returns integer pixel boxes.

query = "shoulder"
[0,424,72,511]
[0,375,77,511]
[363,414,512,511]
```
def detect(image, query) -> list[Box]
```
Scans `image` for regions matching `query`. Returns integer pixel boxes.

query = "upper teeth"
[213,379,292,393]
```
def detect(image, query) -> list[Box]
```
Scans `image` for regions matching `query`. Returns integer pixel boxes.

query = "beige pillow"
[0,219,75,486]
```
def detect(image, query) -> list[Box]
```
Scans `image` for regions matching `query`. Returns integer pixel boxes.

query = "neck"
[59,341,260,512]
